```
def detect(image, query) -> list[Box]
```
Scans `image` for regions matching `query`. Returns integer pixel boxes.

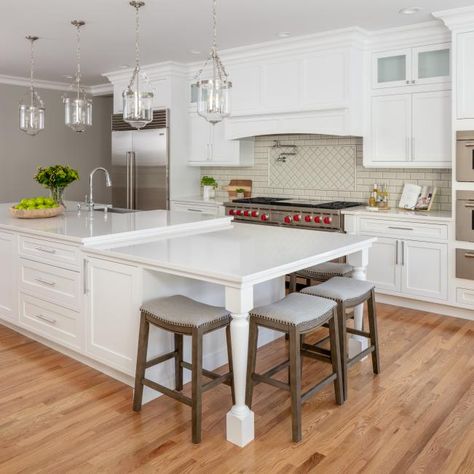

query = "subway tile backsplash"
[201,134,452,211]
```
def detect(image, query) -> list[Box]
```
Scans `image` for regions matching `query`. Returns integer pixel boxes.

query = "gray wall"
[0,83,113,203]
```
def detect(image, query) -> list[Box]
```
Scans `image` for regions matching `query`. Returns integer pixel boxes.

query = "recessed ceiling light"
[277,32,291,38]
[399,6,423,15]
[189,49,201,55]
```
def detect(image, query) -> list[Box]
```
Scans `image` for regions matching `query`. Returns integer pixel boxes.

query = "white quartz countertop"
[342,206,452,222]
[0,202,232,245]
[86,223,376,286]
[172,195,224,205]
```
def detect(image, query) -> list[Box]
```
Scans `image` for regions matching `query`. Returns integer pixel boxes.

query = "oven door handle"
[464,203,474,208]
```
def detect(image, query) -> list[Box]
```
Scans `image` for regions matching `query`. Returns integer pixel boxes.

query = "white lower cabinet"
[0,231,18,322]
[364,235,448,301]
[85,257,142,375]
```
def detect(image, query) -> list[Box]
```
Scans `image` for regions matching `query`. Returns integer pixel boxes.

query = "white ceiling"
[0,0,470,85]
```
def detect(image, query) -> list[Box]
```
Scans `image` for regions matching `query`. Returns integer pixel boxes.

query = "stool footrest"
[252,373,290,392]
[180,361,233,388]
[301,372,337,402]
[262,359,290,379]
[347,345,375,368]
[346,327,371,338]
[202,373,233,392]
[142,378,192,406]
[145,350,176,368]
[302,342,331,357]
[301,348,331,363]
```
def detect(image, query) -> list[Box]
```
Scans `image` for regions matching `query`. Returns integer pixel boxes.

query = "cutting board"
[224,180,252,198]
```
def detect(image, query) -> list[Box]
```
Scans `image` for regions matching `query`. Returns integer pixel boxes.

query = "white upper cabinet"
[373,43,450,89]
[366,91,451,168]
[188,113,254,167]
[369,94,411,164]
[412,90,451,166]
[456,31,474,119]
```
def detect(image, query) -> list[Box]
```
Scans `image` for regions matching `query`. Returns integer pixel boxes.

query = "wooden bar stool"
[245,292,344,443]
[301,277,381,401]
[289,262,353,292]
[133,295,235,444]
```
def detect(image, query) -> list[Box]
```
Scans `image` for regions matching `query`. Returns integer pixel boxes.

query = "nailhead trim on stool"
[301,277,381,401]
[246,293,344,443]
[133,295,235,444]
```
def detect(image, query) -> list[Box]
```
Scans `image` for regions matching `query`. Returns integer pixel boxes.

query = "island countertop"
[85,223,377,286]
[0,202,232,245]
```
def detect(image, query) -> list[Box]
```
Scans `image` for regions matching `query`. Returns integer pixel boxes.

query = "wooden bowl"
[9,206,65,219]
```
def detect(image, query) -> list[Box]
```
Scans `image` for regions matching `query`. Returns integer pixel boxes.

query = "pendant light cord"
[135,2,141,70]
[29,37,35,104]
[75,23,82,97]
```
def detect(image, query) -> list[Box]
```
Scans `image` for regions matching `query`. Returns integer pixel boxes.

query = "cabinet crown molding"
[433,6,474,31]
[103,61,188,84]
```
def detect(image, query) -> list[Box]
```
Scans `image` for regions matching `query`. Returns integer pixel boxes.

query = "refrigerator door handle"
[126,152,131,209]
[130,152,136,209]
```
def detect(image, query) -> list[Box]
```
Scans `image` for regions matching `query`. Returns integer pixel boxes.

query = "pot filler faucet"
[86,167,112,210]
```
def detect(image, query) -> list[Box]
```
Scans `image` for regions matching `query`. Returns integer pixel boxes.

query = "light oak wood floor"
[0,303,473,473]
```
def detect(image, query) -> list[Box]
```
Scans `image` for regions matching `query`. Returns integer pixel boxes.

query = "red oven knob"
[284,216,292,224]
[314,216,321,224]
[293,214,301,222]
[243,210,250,217]
[251,211,259,218]
[229,209,235,216]
[323,216,332,225]
[236,210,242,216]
[304,215,312,223]
[261,214,269,221]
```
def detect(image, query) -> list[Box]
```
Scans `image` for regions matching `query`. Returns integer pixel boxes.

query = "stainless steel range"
[224,197,362,232]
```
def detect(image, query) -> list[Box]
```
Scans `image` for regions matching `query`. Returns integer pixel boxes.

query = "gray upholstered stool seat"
[301,277,380,401]
[289,262,353,293]
[133,295,234,444]
[246,293,343,443]
[141,295,231,328]
[250,293,336,330]
[301,276,375,303]
[296,262,353,280]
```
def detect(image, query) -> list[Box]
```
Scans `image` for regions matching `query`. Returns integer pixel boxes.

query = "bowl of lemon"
[10,196,64,219]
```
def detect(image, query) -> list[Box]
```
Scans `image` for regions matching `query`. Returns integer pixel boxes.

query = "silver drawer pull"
[388,226,414,231]
[465,253,474,258]
[35,246,57,254]
[35,278,57,287]
[35,314,57,324]
[187,208,203,212]
[464,203,474,208]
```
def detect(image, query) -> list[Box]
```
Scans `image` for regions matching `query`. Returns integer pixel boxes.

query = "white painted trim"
[103,61,189,84]
[376,292,474,321]
[89,82,113,96]
[433,6,474,31]
[0,74,71,92]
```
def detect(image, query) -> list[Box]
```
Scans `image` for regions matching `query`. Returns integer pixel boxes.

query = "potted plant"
[34,165,79,208]
[200,176,218,200]
[235,188,246,199]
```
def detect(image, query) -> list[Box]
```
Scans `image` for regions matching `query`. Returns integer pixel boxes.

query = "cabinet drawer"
[359,218,448,241]
[456,288,474,309]
[19,293,80,350]
[19,236,80,269]
[19,258,81,311]
[456,249,474,280]
[171,202,218,216]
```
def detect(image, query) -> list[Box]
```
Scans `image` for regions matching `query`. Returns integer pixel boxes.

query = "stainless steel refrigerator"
[111,109,169,210]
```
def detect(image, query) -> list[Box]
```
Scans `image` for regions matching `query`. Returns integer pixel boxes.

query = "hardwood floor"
[0,303,473,473]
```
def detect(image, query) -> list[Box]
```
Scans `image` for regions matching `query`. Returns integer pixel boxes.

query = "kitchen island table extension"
[85,223,376,447]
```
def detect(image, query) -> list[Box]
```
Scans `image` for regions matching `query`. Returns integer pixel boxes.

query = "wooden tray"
[224,179,252,198]
[9,206,64,219]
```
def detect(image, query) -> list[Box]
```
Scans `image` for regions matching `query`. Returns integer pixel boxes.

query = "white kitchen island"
[0,203,375,448]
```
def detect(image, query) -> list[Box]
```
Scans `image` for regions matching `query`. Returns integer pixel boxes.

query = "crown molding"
[103,61,189,84]
[89,82,113,96]
[0,74,71,92]
[433,6,474,31]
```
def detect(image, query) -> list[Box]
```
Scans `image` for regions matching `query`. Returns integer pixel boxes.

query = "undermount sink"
[94,207,138,214]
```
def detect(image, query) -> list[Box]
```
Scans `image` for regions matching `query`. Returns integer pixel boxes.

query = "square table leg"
[224,286,255,447]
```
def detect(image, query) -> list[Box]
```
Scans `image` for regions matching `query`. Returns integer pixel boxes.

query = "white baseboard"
[376,293,474,321]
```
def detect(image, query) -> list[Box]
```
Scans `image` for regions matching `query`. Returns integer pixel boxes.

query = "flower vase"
[49,187,66,208]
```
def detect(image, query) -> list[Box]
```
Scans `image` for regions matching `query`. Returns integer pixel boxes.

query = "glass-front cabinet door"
[413,44,450,85]
[373,49,411,88]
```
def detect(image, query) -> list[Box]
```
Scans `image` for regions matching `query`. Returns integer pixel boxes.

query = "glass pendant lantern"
[122,1,153,129]
[63,21,92,133]
[194,0,232,125]
[19,36,45,136]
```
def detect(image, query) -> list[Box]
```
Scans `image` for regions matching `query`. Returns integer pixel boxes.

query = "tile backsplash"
[201,134,452,211]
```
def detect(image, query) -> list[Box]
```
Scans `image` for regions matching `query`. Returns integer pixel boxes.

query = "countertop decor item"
[224,179,252,199]
[122,1,153,130]
[34,165,79,208]
[19,36,45,136]
[63,20,92,133]
[235,188,245,199]
[194,0,232,124]
[10,205,64,219]
[201,175,218,200]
